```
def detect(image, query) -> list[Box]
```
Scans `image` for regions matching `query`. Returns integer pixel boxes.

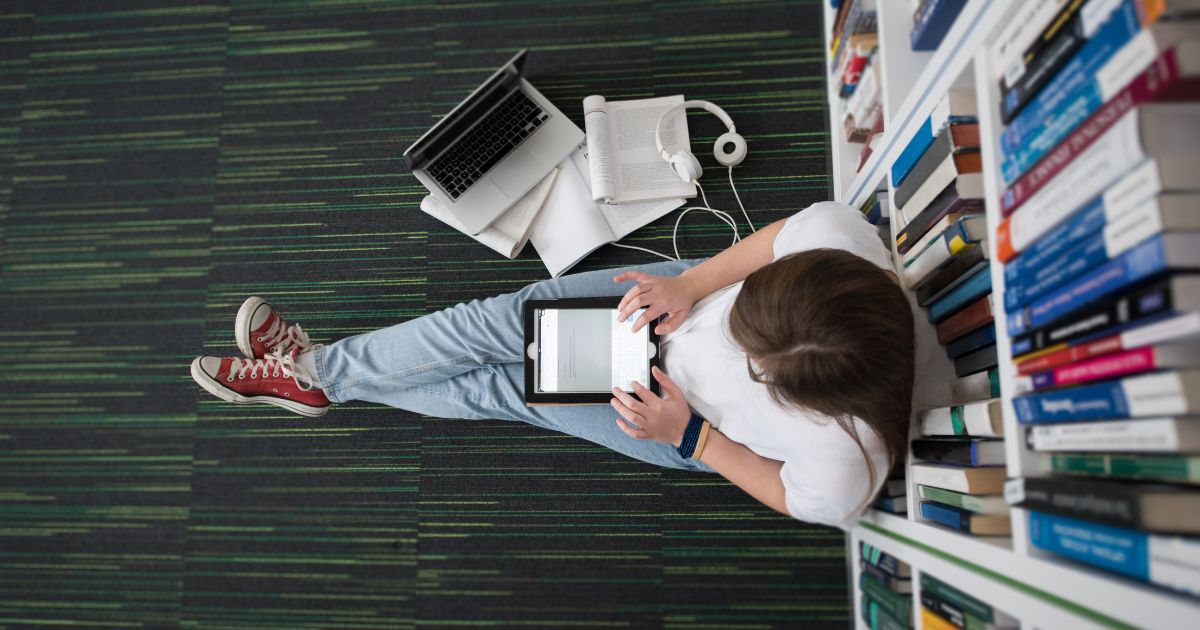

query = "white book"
[419,169,558,259]
[910,463,1006,495]
[1102,193,1200,258]
[989,0,1073,87]
[900,213,986,268]
[529,146,683,277]
[1005,105,1200,258]
[897,154,983,223]
[582,94,695,204]
[902,236,985,289]
[1029,417,1200,452]
[950,369,997,405]
[919,399,1004,437]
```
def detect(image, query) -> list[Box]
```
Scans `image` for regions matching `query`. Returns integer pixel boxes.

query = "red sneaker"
[235,296,313,359]
[190,350,330,417]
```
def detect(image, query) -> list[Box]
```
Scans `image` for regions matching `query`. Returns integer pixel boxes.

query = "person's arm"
[611,366,790,517]
[615,218,784,333]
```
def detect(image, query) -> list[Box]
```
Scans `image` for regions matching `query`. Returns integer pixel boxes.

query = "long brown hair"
[728,249,914,508]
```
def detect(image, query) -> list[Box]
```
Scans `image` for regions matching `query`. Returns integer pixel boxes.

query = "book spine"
[1007,476,1144,531]
[919,574,1000,624]
[860,573,911,622]
[930,265,992,324]
[1000,0,1143,156]
[1028,510,1153,582]
[1004,226,1114,312]
[861,542,906,577]
[1030,417,1190,453]
[920,501,971,532]
[1004,195,1106,292]
[1008,234,1168,337]
[919,248,986,306]
[1001,47,1190,214]
[1014,370,1192,423]
[891,117,935,188]
[1028,344,1172,390]
[1016,331,1125,375]
[998,0,1091,123]
[946,325,996,360]
[1050,452,1200,483]
[896,129,955,210]
[936,294,993,345]
[862,598,909,630]
[954,345,998,379]
[898,193,984,256]
[920,591,967,629]
[910,0,967,51]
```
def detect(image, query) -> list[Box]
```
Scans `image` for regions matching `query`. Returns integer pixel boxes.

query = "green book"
[921,573,1016,626]
[1050,453,1200,484]
[917,485,1009,515]
[860,572,911,623]
[861,596,906,630]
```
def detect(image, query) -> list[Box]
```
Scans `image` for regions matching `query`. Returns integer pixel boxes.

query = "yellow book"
[921,606,959,630]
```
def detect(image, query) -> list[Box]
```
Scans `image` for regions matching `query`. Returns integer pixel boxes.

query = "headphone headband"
[654,100,736,159]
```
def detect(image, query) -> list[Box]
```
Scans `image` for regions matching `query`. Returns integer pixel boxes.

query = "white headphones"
[654,100,748,183]
[612,99,754,261]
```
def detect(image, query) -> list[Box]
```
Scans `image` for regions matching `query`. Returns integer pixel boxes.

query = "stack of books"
[912,394,1010,536]
[829,0,882,169]
[860,542,913,629]
[891,87,996,381]
[873,474,908,515]
[990,0,1200,597]
[920,573,1018,630]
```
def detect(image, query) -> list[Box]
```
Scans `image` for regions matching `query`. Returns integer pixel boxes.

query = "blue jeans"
[313,260,714,473]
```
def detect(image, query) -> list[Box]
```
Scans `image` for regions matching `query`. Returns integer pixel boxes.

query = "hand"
[611,366,692,447]
[613,271,700,334]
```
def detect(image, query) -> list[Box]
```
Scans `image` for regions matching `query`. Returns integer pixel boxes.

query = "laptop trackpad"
[490,149,548,198]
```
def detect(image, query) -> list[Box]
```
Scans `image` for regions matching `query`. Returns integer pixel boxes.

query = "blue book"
[1006,233,1200,337]
[929,265,991,324]
[998,0,1142,178]
[910,0,967,51]
[946,324,995,360]
[1028,511,1200,597]
[1012,368,1200,424]
[1005,226,1121,312]
[920,501,1009,535]
[890,91,976,187]
[1004,195,1107,295]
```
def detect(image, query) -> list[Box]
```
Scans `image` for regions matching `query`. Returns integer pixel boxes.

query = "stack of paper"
[419,169,559,259]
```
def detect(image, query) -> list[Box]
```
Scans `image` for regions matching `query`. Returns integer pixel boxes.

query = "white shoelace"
[226,348,318,391]
[258,317,311,356]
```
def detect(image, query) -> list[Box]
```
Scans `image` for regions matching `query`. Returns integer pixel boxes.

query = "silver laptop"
[404,50,583,235]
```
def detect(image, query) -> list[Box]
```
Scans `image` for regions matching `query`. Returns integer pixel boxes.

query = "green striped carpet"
[0,1,847,627]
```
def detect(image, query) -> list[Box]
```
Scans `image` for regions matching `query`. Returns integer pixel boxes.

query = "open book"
[419,169,558,259]
[530,146,683,277]
[582,94,696,204]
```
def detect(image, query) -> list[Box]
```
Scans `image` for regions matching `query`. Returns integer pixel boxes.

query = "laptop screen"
[535,307,650,393]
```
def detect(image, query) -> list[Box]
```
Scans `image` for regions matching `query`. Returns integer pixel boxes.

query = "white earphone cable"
[611,174,751,262]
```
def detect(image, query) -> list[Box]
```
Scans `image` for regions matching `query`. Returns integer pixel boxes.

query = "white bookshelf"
[825,2,1200,629]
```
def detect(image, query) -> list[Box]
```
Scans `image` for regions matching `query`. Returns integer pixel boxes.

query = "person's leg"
[314,259,700,404]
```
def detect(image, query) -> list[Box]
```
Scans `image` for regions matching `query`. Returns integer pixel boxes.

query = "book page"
[590,95,697,204]
[529,148,616,277]
[570,149,683,239]
[582,95,615,202]
[419,169,558,259]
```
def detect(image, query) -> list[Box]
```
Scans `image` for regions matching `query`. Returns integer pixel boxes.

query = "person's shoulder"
[773,200,890,270]
[775,414,889,528]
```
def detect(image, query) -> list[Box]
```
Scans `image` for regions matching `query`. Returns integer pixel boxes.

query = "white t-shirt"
[662,201,901,530]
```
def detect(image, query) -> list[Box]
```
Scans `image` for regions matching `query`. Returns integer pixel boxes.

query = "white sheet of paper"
[419,169,558,259]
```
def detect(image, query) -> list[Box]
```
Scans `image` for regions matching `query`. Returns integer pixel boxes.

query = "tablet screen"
[535,307,650,393]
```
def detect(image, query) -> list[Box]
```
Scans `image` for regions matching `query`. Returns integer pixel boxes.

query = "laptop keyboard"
[427,90,550,199]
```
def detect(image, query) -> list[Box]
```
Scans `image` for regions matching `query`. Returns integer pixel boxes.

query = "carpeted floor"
[0,1,846,627]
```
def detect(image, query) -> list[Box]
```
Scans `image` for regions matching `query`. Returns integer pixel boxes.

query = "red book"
[935,294,993,346]
[1016,334,1124,376]
[1000,45,1200,218]
[1021,342,1200,391]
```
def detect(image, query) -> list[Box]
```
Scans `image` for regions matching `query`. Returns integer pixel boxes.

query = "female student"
[189,201,915,529]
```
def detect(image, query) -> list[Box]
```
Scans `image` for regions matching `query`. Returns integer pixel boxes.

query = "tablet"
[523,298,661,405]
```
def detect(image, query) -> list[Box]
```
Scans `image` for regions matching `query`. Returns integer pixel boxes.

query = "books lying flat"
[901,214,986,269]
[911,463,1006,494]
[997,0,1090,123]
[1010,275,1200,359]
[1016,342,1200,393]
[1050,452,1200,485]
[1006,233,1200,337]
[861,541,911,578]
[1013,369,1200,424]
[950,368,1001,405]
[913,437,1005,466]
[900,167,984,242]
[921,573,1018,628]
[946,325,995,360]
[920,399,1004,437]
[861,597,906,630]
[896,183,984,262]
[954,344,997,378]
[918,245,987,306]
[892,89,977,187]
[1017,311,1200,375]
[918,484,1009,516]
[881,477,906,497]
[929,265,991,324]
[874,494,907,514]
[1029,417,1200,453]
[1028,510,1200,597]
[861,561,912,594]
[860,573,912,625]
[996,107,1200,264]
[894,122,980,215]
[920,501,1012,535]
[1007,476,1200,534]
[936,294,993,345]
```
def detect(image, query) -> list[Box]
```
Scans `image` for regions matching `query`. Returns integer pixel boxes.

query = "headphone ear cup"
[669,151,703,183]
[713,132,747,167]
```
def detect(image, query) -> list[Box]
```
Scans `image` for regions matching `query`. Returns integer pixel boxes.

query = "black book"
[998,0,1089,123]
[920,590,966,629]
[894,124,980,210]
[1009,275,1198,358]
[912,437,1005,467]
[860,541,911,578]
[860,561,913,594]
[1007,476,1200,535]
[953,344,996,378]
[917,246,987,306]
[946,324,996,360]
